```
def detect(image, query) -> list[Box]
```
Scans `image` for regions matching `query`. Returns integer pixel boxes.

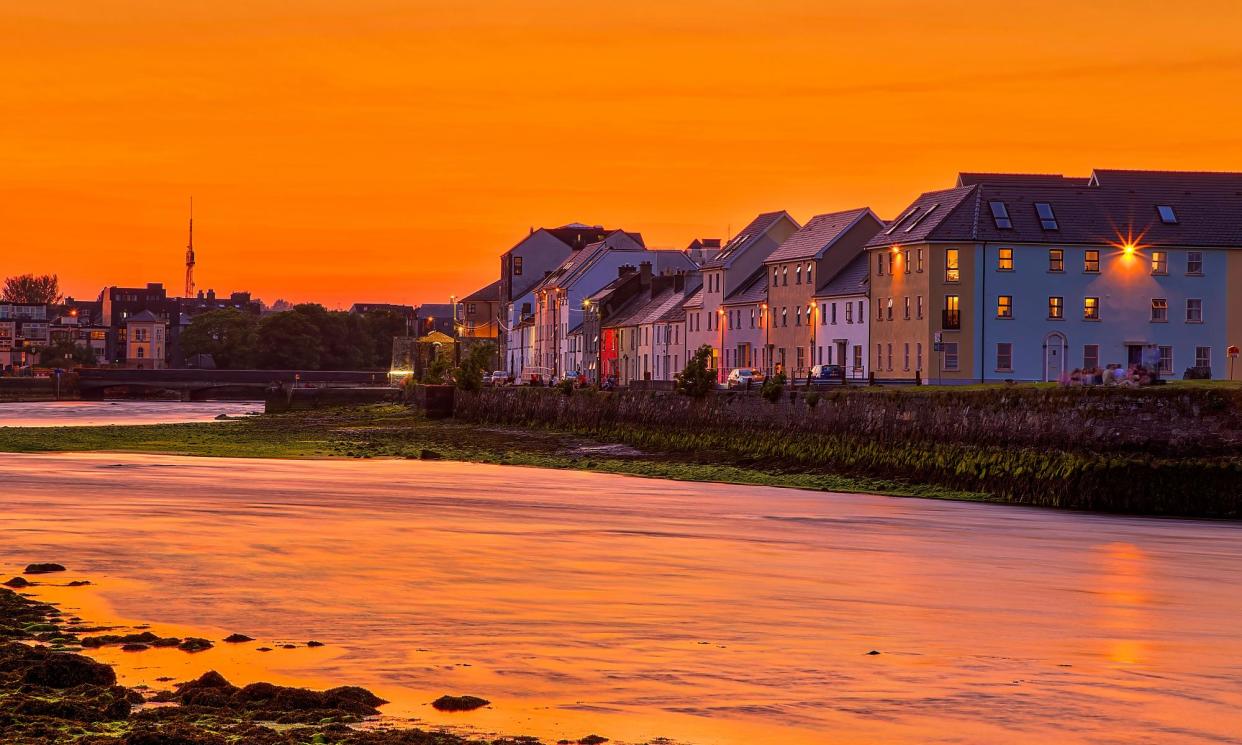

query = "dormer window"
[905,204,939,232]
[989,201,1012,229]
[1157,205,1178,224]
[1034,202,1058,231]
[885,208,919,235]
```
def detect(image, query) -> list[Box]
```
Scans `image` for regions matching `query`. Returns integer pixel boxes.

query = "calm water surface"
[0,400,262,427]
[2,453,1240,744]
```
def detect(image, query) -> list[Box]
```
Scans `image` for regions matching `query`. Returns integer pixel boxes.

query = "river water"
[2,452,1241,744]
[0,400,262,427]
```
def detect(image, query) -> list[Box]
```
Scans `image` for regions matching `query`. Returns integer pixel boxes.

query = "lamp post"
[761,302,770,376]
[808,301,817,382]
[718,307,726,383]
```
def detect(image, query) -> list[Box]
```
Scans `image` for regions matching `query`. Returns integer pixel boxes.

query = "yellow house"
[125,310,166,369]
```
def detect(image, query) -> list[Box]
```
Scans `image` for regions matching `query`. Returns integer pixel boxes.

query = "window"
[903,343,910,370]
[1084,250,1100,273]
[1151,298,1168,322]
[997,248,1013,271]
[904,297,911,319]
[916,343,923,371]
[830,303,837,324]
[1152,251,1168,275]
[916,248,924,273]
[875,298,883,321]
[807,264,813,284]
[996,343,1013,372]
[876,344,882,369]
[854,345,863,371]
[772,268,779,286]
[513,256,523,276]
[989,201,1012,229]
[1157,205,1178,224]
[782,266,788,286]
[1187,251,1203,274]
[781,307,788,327]
[1048,249,1064,272]
[996,295,1012,318]
[916,295,924,319]
[905,204,939,232]
[844,303,852,324]
[1034,202,1058,230]
[1186,298,1203,323]
[886,343,893,371]
[904,249,911,274]
[943,295,960,329]
[1048,296,1063,319]
[876,254,884,276]
[1083,297,1099,320]
[888,253,895,275]
[467,303,476,315]
[1084,344,1099,370]
[858,300,864,323]
[795,265,802,285]
[886,298,893,321]
[945,249,960,282]
[943,342,959,371]
[1196,346,1211,368]
[750,308,756,328]
[885,207,919,235]
[795,307,802,326]
[1159,346,1173,374]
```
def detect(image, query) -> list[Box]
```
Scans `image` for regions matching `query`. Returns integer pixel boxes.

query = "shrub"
[760,372,786,403]
[557,378,575,396]
[805,391,821,409]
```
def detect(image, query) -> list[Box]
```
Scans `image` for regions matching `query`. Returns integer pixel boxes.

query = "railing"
[942,309,961,330]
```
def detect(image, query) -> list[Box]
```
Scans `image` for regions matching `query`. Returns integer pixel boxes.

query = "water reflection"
[2,453,1241,744]
[0,400,261,427]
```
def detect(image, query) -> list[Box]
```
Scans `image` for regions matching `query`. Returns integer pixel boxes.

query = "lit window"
[1152,251,1168,275]
[1083,249,1100,273]
[795,266,802,285]
[513,256,523,276]
[1196,346,1211,368]
[945,249,960,282]
[989,201,1012,229]
[772,268,779,286]
[1187,251,1203,274]
[1084,344,1099,370]
[904,296,911,319]
[1151,298,1168,322]
[806,264,813,284]
[1048,249,1064,272]
[1034,202,1058,230]
[996,295,1012,318]
[996,343,1013,371]
[886,298,893,321]
[1048,296,1063,319]
[997,248,1013,271]
[916,295,924,319]
[1083,297,1099,320]
[1157,205,1178,224]
[782,266,788,285]
[795,307,802,326]
[1186,298,1203,323]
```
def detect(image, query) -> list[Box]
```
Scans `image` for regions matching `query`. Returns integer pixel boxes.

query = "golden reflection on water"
[4,453,1242,745]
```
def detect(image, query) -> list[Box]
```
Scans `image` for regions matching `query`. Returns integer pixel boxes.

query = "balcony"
[942,309,960,330]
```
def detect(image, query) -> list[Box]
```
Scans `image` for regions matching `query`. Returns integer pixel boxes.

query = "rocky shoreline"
[0,567,613,745]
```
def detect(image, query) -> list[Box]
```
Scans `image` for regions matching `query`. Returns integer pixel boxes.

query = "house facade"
[811,253,870,377]
[763,208,884,379]
[0,303,51,369]
[124,310,167,369]
[458,280,501,340]
[718,269,768,373]
[868,170,1242,382]
[686,211,800,379]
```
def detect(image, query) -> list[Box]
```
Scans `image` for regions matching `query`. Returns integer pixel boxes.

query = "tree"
[181,309,258,369]
[39,340,97,367]
[3,274,60,304]
[761,372,787,403]
[454,342,495,391]
[255,311,323,369]
[675,344,716,398]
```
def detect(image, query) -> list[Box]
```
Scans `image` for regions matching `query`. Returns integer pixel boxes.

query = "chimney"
[618,264,637,278]
[674,272,685,292]
[639,261,652,287]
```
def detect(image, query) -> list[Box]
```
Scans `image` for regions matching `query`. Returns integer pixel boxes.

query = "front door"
[1045,333,1066,381]
[1127,345,1143,367]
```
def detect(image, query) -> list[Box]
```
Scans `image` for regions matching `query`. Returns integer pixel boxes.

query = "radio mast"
[185,198,196,298]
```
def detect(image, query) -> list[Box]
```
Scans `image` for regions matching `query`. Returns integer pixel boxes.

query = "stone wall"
[454,385,1242,456]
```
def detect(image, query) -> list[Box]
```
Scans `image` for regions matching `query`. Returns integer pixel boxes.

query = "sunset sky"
[4,1,1242,307]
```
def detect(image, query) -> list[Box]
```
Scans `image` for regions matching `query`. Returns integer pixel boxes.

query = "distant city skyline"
[5,1,1242,306]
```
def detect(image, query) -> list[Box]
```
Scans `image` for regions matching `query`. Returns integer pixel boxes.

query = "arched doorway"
[1044,332,1067,382]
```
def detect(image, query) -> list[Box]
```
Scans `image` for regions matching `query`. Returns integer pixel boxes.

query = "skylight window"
[989,201,1012,229]
[904,203,939,232]
[1157,205,1178,224]
[884,207,919,235]
[1034,202,1058,231]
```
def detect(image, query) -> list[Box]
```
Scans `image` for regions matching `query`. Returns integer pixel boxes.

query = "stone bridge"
[77,369,392,401]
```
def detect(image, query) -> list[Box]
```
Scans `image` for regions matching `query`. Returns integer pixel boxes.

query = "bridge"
[77,369,393,401]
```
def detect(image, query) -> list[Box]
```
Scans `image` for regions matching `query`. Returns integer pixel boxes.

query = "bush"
[557,378,575,396]
[675,345,716,398]
[805,391,821,409]
[760,372,786,403]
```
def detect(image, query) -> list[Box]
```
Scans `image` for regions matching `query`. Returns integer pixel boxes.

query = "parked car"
[726,368,765,389]
[808,364,846,385]
[488,370,509,385]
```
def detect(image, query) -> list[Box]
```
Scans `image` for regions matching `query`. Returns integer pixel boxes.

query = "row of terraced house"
[486,169,1242,385]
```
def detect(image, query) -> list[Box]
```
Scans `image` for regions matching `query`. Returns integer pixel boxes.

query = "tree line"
[182,305,407,370]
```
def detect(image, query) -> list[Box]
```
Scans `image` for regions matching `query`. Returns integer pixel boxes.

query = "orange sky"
[4,0,1242,307]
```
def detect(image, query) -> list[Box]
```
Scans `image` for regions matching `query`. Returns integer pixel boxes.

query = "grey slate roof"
[870,169,1242,249]
[814,253,870,298]
[765,208,877,263]
[721,267,768,307]
[700,211,797,269]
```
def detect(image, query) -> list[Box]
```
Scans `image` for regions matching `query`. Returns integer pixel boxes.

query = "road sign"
[1229,345,1239,358]
[934,332,943,344]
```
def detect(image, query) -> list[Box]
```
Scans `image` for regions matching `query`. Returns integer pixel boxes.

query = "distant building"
[0,303,50,370]
[349,303,416,334]
[98,283,260,368]
[457,280,501,339]
[124,310,166,369]
[413,304,455,337]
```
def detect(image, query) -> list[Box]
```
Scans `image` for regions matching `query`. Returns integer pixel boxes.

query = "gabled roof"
[461,280,501,303]
[872,169,1242,249]
[701,211,799,269]
[609,285,698,329]
[957,173,1088,187]
[126,310,160,323]
[720,267,768,307]
[681,286,703,309]
[814,253,870,298]
[766,208,879,263]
